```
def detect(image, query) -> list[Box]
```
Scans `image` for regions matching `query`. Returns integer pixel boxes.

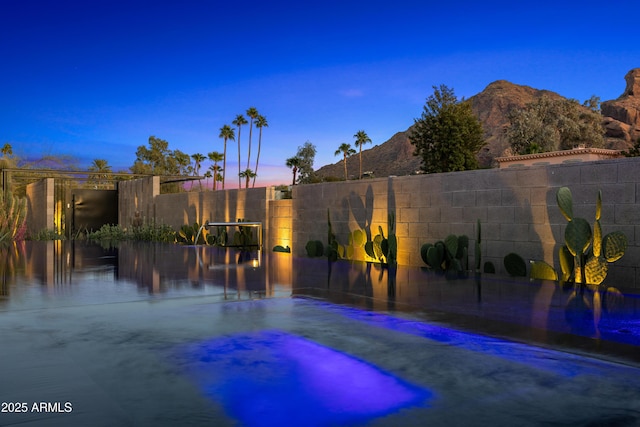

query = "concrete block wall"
[79,156,640,288]
[118,176,159,228]
[268,199,293,251]
[293,157,640,288]
[25,178,54,235]
[154,187,274,244]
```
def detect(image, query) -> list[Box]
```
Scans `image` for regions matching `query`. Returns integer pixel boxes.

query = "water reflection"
[2,242,640,359]
[291,257,640,354]
[0,241,293,305]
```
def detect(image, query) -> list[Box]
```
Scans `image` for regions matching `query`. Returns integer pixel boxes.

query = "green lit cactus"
[504,252,527,277]
[305,240,324,257]
[475,219,482,272]
[364,212,397,267]
[531,187,627,285]
[420,233,469,275]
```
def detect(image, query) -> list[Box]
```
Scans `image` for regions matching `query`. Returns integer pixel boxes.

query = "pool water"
[1,242,640,426]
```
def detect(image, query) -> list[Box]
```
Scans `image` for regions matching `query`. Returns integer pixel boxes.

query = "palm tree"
[208,151,224,191]
[252,114,268,188]
[285,156,301,186]
[232,114,248,188]
[238,168,256,189]
[1,143,13,157]
[218,124,235,190]
[354,130,372,179]
[88,158,112,188]
[246,107,259,170]
[214,171,223,188]
[191,153,206,191]
[203,170,212,189]
[334,143,356,180]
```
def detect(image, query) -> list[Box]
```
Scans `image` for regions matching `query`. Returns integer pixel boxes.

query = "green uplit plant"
[420,233,468,276]
[475,219,482,272]
[0,187,27,242]
[364,212,397,267]
[227,219,259,248]
[504,252,527,277]
[305,240,324,257]
[530,187,627,285]
[30,228,66,241]
[177,222,206,245]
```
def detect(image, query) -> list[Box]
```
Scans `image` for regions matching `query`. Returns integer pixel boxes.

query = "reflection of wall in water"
[115,243,292,297]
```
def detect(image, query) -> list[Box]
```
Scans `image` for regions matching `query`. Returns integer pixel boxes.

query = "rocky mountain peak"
[601,68,640,146]
[623,68,640,97]
[315,69,640,179]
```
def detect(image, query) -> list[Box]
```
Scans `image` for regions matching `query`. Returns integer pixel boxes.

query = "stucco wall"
[292,157,640,288]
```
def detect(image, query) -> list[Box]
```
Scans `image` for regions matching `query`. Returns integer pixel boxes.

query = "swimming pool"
[1,242,639,426]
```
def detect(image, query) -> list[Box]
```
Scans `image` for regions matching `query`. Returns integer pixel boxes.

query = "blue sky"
[1,0,638,187]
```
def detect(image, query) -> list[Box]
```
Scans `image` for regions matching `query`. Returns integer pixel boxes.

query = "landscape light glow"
[177,330,432,426]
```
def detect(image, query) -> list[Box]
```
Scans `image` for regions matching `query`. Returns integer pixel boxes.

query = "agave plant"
[0,188,27,242]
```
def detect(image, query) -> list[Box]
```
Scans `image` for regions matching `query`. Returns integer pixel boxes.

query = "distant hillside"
[315,69,639,179]
[467,80,565,167]
[316,128,421,180]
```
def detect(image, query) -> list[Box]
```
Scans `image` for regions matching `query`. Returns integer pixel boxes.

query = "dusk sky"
[1,1,639,187]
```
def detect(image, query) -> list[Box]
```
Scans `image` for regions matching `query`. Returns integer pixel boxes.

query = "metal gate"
[71,189,118,234]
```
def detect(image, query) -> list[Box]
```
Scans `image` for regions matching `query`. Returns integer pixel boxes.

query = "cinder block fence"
[27,157,640,288]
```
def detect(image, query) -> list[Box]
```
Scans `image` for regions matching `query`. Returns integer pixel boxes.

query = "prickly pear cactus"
[475,219,482,272]
[533,187,628,285]
[420,233,469,275]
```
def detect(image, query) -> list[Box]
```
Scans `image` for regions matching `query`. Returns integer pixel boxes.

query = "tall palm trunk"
[253,127,263,188]
[222,138,227,190]
[237,128,242,188]
[343,154,348,179]
[359,145,363,179]
[247,119,253,170]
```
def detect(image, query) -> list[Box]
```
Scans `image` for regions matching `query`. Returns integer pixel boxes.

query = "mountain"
[601,68,640,148]
[315,68,640,179]
[467,80,565,167]
[315,128,421,180]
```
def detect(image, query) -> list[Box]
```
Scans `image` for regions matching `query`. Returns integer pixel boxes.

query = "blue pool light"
[311,301,615,378]
[177,330,432,426]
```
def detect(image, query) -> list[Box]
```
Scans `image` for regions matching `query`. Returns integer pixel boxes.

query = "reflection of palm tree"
[334,143,356,180]
[285,156,300,186]
[88,158,112,188]
[354,130,372,179]
[232,115,248,188]
[246,107,259,170]
[218,125,235,190]
[238,168,256,189]
[208,151,224,191]
[253,114,268,188]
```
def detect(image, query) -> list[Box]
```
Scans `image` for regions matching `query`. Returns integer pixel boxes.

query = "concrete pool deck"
[2,293,640,427]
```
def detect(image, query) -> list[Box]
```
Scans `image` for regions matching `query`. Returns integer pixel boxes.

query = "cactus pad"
[603,231,627,262]
[556,187,574,221]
